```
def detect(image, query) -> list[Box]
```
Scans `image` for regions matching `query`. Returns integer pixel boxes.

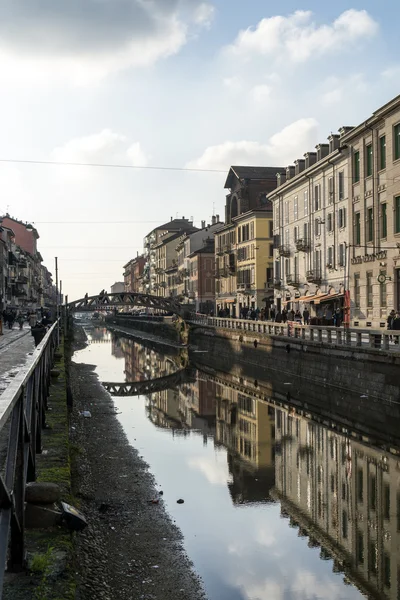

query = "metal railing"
[0,321,59,595]
[189,315,400,351]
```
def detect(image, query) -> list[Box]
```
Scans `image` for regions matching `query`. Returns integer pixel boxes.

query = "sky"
[1,0,400,300]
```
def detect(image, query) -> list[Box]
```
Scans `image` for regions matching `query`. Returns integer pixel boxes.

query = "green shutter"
[354,151,360,182]
[395,125,400,161]
[379,136,386,170]
[366,145,373,177]
[396,196,400,234]
[381,203,387,238]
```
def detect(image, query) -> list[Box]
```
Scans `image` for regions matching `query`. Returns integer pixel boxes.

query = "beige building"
[274,406,400,599]
[340,95,400,327]
[268,140,350,320]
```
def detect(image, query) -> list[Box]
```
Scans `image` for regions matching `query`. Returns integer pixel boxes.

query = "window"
[294,226,299,242]
[314,185,320,211]
[366,143,373,177]
[356,531,364,565]
[357,469,363,503]
[237,228,241,244]
[342,511,348,539]
[354,151,360,183]
[285,201,289,225]
[328,177,334,205]
[380,270,387,307]
[285,229,289,246]
[354,274,360,308]
[379,135,386,170]
[383,554,391,589]
[285,258,290,277]
[381,203,387,238]
[367,271,373,308]
[269,221,273,238]
[367,207,374,242]
[303,222,309,242]
[338,207,346,229]
[338,171,344,200]
[327,213,333,232]
[384,484,390,520]
[327,246,334,267]
[338,244,345,267]
[394,123,400,161]
[250,222,255,240]
[304,190,308,216]
[269,244,274,257]
[293,195,298,221]
[354,212,361,245]
[396,196,400,234]
[294,255,299,276]
[315,218,321,236]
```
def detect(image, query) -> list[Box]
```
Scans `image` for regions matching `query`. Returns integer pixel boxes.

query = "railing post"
[327,329,332,344]
[336,330,342,345]
[318,329,323,343]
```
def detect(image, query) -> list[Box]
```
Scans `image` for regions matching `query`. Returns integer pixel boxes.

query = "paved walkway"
[0,326,35,394]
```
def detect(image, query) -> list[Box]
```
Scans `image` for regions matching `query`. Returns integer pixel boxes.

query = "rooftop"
[225,166,285,189]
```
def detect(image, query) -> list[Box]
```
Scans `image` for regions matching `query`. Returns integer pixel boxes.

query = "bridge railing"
[188,314,400,351]
[0,321,58,595]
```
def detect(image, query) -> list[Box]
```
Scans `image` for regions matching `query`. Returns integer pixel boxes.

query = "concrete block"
[25,503,62,529]
[26,482,61,505]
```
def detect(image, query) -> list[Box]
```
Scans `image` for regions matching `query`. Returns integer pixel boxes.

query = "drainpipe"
[304,174,312,275]
[327,157,336,270]
[365,121,377,252]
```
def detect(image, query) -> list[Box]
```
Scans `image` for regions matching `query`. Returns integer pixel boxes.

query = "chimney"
[216,214,220,223]
[201,220,206,229]
[328,134,340,153]
[339,126,354,137]
[211,215,216,225]
[277,172,286,186]
[304,152,317,169]
[315,144,329,162]
[286,165,295,180]
[294,159,305,175]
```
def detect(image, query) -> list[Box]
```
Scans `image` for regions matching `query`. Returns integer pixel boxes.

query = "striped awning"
[313,292,344,304]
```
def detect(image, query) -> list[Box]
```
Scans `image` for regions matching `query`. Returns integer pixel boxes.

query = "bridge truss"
[67,292,184,316]
[102,368,194,397]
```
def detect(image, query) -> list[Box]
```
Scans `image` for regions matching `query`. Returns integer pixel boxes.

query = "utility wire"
[0,158,226,173]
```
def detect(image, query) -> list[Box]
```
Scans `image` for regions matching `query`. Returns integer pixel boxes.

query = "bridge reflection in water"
[87,326,400,600]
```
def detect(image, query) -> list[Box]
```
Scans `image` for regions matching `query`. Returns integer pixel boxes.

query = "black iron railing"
[0,321,58,596]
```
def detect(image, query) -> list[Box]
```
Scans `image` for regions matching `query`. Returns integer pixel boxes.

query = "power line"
[0,158,226,173]
[33,220,184,224]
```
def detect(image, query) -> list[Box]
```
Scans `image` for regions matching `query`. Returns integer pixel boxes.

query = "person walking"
[281,309,288,323]
[392,312,400,344]
[288,308,295,322]
[303,307,310,325]
[387,309,396,341]
[333,307,342,328]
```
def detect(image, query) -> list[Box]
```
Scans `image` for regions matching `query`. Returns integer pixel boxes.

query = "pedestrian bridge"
[102,368,195,397]
[67,292,186,317]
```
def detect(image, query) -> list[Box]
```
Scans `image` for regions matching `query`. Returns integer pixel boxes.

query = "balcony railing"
[306,270,322,283]
[278,245,290,257]
[295,238,310,252]
[273,279,282,289]
[286,274,300,286]
[223,244,232,253]
[216,247,224,256]
[18,258,28,268]
[16,275,28,284]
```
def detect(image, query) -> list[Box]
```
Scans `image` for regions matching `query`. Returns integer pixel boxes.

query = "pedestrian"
[303,307,310,325]
[29,312,36,327]
[281,309,288,323]
[250,309,256,321]
[392,312,400,344]
[288,308,295,321]
[269,307,276,321]
[387,309,396,341]
[255,307,260,321]
[334,307,342,328]
[294,309,302,323]
[31,321,47,347]
[275,311,282,323]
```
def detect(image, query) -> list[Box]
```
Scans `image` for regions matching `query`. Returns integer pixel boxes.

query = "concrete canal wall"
[188,325,400,444]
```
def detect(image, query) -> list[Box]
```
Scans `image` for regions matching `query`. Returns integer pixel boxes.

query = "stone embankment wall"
[189,326,400,444]
[105,315,179,344]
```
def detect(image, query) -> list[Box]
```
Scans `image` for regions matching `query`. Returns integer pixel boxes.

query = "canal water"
[75,326,399,600]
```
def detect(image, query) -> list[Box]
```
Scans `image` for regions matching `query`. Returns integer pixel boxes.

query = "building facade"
[215,166,284,317]
[110,281,125,294]
[268,141,350,319]
[341,95,400,327]
[123,255,145,293]
[187,243,215,313]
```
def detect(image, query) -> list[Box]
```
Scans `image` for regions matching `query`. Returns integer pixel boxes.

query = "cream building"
[274,407,400,600]
[268,141,350,320]
[340,94,400,327]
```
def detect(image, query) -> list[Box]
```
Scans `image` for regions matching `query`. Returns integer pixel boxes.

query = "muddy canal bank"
[70,327,206,600]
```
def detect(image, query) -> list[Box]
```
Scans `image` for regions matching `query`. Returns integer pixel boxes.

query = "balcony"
[236,283,245,291]
[306,270,322,284]
[220,269,229,278]
[19,258,28,268]
[286,273,300,287]
[223,244,232,253]
[16,275,28,284]
[273,279,282,289]
[216,247,224,256]
[295,238,310,252]
[13,287,27,297]
[278,245,290,257]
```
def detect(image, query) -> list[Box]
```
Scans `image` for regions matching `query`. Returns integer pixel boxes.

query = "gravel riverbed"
[70,328,207,600]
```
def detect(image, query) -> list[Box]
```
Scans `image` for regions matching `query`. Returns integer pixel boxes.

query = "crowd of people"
[387,310,400,343]
[0,308,54,346]
[217,305,344,327]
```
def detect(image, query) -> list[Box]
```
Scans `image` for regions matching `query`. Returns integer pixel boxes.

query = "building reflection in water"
[116,334,400,599]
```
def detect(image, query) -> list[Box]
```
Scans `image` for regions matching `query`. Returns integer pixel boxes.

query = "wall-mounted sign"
[351,250,387,265]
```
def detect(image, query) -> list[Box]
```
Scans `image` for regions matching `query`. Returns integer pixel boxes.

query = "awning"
[314,292,344,305]
[295,294,318,302]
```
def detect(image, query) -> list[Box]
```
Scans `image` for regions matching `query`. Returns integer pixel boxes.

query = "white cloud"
[193,3,215,29]
[227,9,378,63]
[320,74,368,107]
[382,65,400,80]
[0,1,214,83]
[52,129,149,167]
[188,454,231,485]
[251,84,272,103]
[186,118,319,170]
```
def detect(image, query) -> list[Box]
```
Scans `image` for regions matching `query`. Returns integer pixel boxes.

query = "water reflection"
[80,327,400,600]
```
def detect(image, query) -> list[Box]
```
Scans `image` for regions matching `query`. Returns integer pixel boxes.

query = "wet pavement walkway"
[0,327,35,394]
